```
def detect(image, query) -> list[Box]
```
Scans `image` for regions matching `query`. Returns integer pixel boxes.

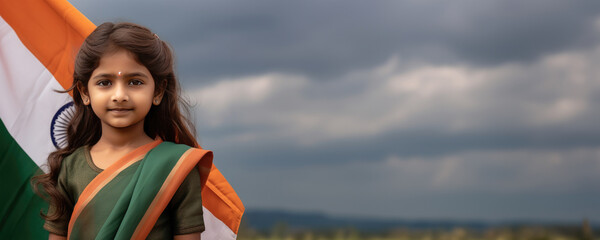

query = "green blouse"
[43,145,205,239]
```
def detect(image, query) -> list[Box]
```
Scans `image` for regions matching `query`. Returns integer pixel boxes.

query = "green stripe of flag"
[0,119,49,239]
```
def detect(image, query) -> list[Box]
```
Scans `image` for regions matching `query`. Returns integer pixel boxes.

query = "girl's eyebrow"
[92,72,149,79]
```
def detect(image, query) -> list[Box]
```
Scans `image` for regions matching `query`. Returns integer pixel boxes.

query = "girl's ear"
[77,82,90,105]
[153,79,167,106]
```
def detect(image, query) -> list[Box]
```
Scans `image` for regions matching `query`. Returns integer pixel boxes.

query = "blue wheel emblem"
[50,101,75,149]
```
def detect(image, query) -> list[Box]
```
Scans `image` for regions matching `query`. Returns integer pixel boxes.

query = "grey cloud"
[202,127,600,169]
[190,45,600,168]
[72,0,600,86]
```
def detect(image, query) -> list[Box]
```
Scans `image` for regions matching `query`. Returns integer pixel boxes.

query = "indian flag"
[0,0,244,239]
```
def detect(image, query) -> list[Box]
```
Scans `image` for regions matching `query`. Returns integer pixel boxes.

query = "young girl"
[32,22,212,240]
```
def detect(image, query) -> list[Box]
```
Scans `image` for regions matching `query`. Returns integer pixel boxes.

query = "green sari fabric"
[67,141,213,240]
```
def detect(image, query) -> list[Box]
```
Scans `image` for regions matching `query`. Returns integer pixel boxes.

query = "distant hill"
[238,209,598,239]
[242,209,498,232]
[240,209,597,233]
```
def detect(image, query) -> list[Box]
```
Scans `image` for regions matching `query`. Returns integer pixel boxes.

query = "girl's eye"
[97,80,111,86]
[129,79,143,86]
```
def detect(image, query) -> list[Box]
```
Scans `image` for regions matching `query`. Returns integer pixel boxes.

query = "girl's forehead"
[93,49,150,75]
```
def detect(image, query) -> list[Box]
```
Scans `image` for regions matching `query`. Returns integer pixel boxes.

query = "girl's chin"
[101,120,144,130]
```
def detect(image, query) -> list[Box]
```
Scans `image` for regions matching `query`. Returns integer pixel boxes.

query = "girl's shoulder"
[62,146,88,163]
[156,141,202,150]
[58,146,90,174]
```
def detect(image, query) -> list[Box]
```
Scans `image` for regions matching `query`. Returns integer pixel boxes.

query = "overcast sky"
[70,0,600,222]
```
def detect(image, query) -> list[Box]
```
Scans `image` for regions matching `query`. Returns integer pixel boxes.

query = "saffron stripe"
[0,0,94,89]
[203,168,245,233]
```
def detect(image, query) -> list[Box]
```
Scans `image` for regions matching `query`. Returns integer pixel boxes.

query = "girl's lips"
[108,108,133,114]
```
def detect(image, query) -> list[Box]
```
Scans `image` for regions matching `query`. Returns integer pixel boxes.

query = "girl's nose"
[111,82,129,102]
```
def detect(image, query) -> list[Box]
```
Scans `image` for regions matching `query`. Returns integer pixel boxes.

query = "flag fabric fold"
[0,0,244,238]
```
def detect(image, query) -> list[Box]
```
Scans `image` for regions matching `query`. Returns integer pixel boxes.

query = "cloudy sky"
[70,0,600,222]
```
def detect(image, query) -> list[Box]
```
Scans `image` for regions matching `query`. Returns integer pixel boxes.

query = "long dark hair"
[31,22,198,221]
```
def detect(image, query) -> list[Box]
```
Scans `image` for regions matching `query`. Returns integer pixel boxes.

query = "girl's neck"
[94,121,154,151]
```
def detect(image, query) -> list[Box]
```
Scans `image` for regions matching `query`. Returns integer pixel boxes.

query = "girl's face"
[83,48,161,131]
